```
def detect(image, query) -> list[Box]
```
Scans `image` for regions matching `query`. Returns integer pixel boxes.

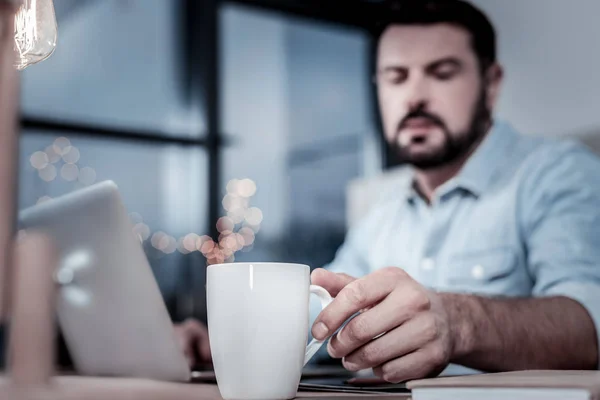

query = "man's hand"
[173,318,212,367]
[311,267,453,383]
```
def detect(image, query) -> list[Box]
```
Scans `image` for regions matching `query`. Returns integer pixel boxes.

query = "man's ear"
[485,63,504,111]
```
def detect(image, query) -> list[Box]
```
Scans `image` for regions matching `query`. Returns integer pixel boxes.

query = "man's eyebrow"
[379,65,408,73]
[378,57,463,73]
[425,57,463,71]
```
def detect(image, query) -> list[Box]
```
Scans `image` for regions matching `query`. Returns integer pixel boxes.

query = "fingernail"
[342,358,360,372]
[313,322,329,340]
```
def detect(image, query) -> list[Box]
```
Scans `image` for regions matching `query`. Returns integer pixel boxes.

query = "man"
[178,0,600,382]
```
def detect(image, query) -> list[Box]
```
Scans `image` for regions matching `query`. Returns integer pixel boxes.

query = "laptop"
[17,181,407,390]
[18,180,191,382]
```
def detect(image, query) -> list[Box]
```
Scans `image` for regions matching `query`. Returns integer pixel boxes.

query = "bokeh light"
[238,227,255,246]
[246,223,261,233]
[79,167,97,186]
[177,237,190,254]
[158,235,171,252]
[221,194,233,211]
[234,233,245,251]
[146,179,263,261]
[44,145,61,163]
[226,179,239,195]
[199,239,215,255]
[61,163,79,181]
[196,235,212,252]
[244,207,263,225]
[38,164,57,182]
[62,146,81,164]
[183,233,200,252]
[219,234,237,252]
[207,178,261,260]
[52,137,71,155]
[228,208,245,224]
[207,247,225,265]
[238,179,257,198]
[222,195,248,213]
[216,216,235,234]
[163,236,177,254]
[30,151,49,170]
[151,231,167,249]
[132,223,151,241]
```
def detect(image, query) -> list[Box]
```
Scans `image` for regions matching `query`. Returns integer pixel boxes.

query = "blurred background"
[17,0,600,330]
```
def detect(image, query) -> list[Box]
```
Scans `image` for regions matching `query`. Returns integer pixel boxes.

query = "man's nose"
[405,76,431,111]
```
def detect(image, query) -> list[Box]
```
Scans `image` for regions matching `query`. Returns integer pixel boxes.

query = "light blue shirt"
[311,121,600,370]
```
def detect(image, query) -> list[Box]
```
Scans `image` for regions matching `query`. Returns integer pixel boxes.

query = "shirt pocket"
[445,247,518,293]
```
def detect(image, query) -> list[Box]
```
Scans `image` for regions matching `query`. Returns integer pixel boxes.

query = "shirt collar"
[404,120,520,203]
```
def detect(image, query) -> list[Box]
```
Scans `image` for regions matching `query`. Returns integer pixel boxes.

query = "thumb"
[311,268,356,297]
[197,336,212,363]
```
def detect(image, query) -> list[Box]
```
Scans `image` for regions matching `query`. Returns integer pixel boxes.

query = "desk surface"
[193,383,411,399]
[1,375,411,399]
[50,377,411,400]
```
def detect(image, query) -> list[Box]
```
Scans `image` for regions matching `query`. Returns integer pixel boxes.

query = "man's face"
[376,24,496,169]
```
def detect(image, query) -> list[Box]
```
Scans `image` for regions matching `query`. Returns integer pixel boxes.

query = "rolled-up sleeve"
[522,142,600,368]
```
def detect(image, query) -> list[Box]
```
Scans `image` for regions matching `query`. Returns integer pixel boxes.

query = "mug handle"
[303,284,334,366]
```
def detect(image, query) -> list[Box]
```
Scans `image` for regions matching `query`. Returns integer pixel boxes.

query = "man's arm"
[312,143,600,381]
[447,142,600,372]
[444,293,598,371]
[311,267,599,383]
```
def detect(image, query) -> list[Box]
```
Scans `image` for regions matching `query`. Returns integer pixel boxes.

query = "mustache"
[397,109,447,132]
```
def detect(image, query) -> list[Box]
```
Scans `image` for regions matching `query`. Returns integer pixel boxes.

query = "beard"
[391,89,491,170]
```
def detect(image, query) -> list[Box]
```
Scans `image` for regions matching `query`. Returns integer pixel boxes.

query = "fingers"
[181,342,196,367]
[340,312,437,371]
[373,347,447,383]
[327,286,431,361]
[310,269,356,297]
[312,268,408,341]
[9,232,57,386]
[174,322,195,367]
[194,325,212,363]
[174,319,211,367]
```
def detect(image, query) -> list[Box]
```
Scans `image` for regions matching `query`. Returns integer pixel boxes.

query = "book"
[407,370,600,400]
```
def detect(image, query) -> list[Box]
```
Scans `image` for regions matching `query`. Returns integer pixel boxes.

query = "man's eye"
[433,68,458,81]
[382,71,407,84]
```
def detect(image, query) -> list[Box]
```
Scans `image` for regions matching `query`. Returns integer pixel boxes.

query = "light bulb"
[13,0,57,70]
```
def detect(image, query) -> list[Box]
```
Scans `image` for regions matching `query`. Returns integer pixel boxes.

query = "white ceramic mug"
[207,262,333,400]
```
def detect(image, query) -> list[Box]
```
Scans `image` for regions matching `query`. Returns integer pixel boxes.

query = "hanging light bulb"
[13,0,57,70]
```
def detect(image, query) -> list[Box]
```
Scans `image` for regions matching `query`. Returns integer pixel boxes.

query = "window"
[17,0,383,325]
[21,0,202,137]
[19,0,212,321]
[219,4,380,269]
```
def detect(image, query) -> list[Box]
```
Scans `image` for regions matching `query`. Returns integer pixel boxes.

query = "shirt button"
[471,265,485,280]
[421,258,435,271]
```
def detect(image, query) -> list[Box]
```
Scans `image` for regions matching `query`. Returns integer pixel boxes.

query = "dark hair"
[373,0,497,72]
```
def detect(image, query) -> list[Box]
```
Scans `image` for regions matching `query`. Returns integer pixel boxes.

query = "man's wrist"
[438,292,478,361]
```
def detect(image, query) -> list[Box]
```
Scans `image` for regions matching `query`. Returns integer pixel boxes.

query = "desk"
[1,375,411,399]
[46,377,412,400]
[184,383,410,399]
